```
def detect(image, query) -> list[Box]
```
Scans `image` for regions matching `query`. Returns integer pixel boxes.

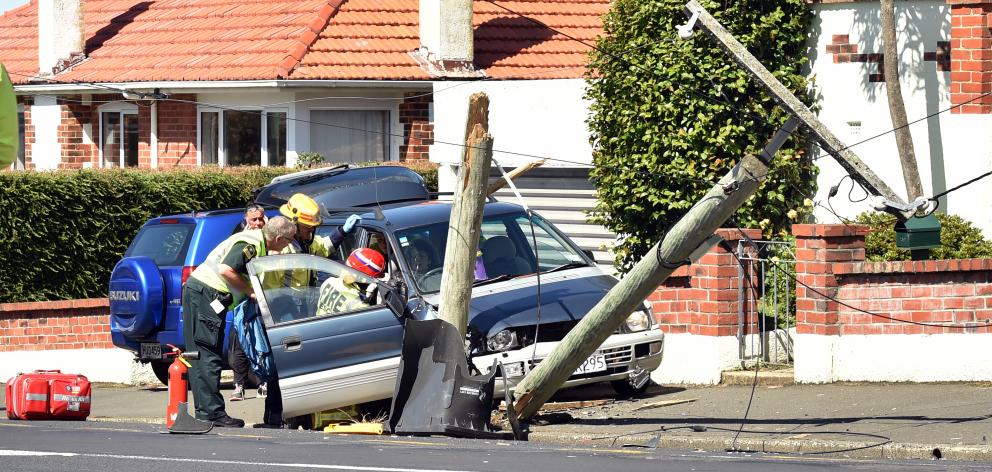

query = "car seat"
[481,236,531,278]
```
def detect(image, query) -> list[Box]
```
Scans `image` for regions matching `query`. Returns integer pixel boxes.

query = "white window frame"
[97,101,139,168]
[308,106,396,163]
[197,106,287,167]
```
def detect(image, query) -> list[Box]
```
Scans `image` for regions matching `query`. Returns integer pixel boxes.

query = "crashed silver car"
[247,201,664,419]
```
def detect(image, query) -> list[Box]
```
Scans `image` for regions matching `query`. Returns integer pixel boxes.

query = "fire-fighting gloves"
[343,214,361,233]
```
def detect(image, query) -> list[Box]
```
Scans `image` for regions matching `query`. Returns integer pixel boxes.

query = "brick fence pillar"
[793,223,868,382]
[651,228,761,385]
[948,0,992,114]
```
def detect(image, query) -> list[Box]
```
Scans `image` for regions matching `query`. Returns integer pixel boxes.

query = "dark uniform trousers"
[182,277,229,421]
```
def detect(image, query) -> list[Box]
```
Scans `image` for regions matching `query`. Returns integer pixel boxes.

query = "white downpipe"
[150,100,158,168]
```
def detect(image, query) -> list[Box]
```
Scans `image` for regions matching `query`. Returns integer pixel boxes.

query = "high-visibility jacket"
[279,230,344,287]
[189,229,266,308]
[316,276,367,316]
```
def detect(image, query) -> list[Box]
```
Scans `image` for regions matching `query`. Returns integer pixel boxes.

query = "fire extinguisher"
[164,344,199,429]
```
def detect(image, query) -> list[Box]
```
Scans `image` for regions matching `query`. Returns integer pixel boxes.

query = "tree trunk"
[880,0,924,201]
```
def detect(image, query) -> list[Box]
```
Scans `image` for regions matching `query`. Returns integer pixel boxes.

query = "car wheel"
[286,414,314,431]
[610,379,649,399]
[150,361,171,387]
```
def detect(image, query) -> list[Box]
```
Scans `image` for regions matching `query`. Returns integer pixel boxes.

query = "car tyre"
[286,414,314,431]
[151,360,171,387]
[610,379,649,399]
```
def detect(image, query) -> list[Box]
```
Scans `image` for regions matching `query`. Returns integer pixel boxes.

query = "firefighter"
[182,216,296,427]
[316,248,387,315]
[279,193,360,259]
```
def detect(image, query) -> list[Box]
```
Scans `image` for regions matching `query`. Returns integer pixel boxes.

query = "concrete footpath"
[4,377,992,462]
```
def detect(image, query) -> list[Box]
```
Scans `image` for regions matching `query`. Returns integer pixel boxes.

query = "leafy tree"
[586,0,818,271]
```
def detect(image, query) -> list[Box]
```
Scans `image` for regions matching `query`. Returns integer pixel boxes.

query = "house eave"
[13,79,436,95]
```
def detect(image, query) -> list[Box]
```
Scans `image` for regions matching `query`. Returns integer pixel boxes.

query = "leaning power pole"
[437,93,494,337]
[512,0,921,421]
[511,118,798,420]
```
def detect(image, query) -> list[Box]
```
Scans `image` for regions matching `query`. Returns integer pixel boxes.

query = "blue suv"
[109,208,249,384]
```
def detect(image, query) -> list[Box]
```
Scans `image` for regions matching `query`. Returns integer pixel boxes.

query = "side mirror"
[582,249,596,261]
[379,281,408,319]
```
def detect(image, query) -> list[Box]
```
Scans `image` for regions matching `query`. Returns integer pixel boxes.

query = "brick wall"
[795,223,992,335]
[0,299,111,352]
[19,96,35,169]
[949,0,992,114]
[650,228,762,336]
[399,92,433,162]
[143,94,199,168]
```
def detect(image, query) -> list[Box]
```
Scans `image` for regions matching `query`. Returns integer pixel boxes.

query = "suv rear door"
[247,254,404,417]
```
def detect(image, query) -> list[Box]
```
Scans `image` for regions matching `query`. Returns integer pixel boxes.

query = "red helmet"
[346,248,385,278]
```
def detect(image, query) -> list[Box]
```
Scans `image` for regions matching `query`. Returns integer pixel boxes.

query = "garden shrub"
[0,162,437,302]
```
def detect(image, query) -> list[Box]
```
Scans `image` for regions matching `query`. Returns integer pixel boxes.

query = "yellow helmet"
[279,193,322,227]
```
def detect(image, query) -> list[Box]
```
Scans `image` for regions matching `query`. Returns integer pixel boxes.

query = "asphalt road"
[2,420,991,472]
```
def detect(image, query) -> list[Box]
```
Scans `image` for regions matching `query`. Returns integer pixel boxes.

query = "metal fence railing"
[736,239,796,366]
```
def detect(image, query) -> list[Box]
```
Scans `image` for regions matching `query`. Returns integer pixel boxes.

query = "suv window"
[250,254,381,325]
[396,213,588,293]
[125,223,194,266]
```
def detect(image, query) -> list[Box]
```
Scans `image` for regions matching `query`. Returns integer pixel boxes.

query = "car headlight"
[486,329,518,352]
[625,310,652,333]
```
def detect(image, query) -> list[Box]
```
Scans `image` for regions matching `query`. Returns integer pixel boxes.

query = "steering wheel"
[417,267,444,291]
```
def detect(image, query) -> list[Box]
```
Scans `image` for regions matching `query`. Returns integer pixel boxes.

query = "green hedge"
[0,162,438,303]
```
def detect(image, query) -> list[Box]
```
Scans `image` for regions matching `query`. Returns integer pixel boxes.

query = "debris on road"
[633,398,697,411]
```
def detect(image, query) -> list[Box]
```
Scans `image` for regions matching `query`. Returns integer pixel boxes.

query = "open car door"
[247,254,404,418]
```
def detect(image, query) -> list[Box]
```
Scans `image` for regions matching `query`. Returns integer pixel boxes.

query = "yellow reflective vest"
[316,276,367,316]
[189,229,266,307]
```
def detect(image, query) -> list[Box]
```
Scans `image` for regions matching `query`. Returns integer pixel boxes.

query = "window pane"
[224,110,261,166]
[125,224,194,266]
[15,110,24,169]
[310,110,387,164]
[266,112,286,167]
[514,215,585,271]
[124,114,139,167]
[101,112,120,167]
[200,112,218,165]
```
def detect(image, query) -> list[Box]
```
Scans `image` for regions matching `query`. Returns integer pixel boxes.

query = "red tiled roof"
[0,0,608,85]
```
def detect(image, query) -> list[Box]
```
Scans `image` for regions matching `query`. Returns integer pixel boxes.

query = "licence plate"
[573,354,606,375]
[140,343,162,360]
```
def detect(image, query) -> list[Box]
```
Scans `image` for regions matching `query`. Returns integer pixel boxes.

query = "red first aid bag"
[6,370,91,420]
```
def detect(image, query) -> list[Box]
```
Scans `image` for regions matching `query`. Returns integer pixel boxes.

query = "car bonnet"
[425,267,618,336]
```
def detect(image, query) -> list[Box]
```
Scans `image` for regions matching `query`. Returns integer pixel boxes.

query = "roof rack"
[428,191,497,203]
[269,164,349,184]
[324,206,385,221]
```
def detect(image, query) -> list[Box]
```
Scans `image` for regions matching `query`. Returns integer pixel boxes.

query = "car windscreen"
[125,223,194,266]
[248,254,381,325]
[395,212,587,294]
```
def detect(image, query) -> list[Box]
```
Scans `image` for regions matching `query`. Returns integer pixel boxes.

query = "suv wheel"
[610,379,649,398]
[286,414,314,431]
[151,361,171,387]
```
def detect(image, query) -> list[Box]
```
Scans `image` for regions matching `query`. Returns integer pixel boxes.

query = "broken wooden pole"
[487,158,547,196]
[437,94,494,337]
[511,117,799,421]
[683,0,912,217]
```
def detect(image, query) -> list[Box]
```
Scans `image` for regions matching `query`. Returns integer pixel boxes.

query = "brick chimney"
[416,0,482,77]
[38,0,85,76]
